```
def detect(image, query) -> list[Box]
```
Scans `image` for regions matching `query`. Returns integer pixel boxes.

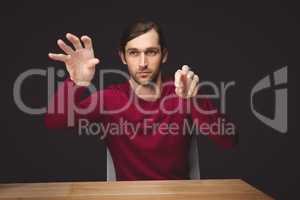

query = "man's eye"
[128,51,139,56]
[146,50,158,56]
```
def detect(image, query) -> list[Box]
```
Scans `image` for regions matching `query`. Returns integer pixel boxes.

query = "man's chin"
[132,73,158,86]
[137,78,152,86]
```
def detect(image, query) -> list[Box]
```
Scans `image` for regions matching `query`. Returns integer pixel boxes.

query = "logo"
[250,66,288,133]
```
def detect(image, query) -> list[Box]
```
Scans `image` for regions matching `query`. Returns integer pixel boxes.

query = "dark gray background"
[0,1,298,199]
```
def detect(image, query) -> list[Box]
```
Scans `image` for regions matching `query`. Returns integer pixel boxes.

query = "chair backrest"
[188,134,201,179]
[106,134,200,181]
[106,147,116,181]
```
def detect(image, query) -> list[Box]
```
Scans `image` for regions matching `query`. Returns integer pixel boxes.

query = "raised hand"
[48,33,99,86]
[174,65,199,98]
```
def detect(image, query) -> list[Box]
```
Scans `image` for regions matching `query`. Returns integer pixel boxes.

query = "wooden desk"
[0,179,273,200]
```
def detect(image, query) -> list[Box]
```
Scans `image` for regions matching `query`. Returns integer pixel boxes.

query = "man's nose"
[138,53,148,70]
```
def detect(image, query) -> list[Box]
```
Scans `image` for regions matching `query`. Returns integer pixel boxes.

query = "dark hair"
[119,19,166,53]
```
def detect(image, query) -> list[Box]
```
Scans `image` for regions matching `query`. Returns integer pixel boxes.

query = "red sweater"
[45,78,236,181]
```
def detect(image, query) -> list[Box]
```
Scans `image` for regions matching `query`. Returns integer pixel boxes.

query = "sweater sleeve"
[44,77,105,130]
[189,98,238,149]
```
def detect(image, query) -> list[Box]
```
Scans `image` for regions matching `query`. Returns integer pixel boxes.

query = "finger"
[81,35,93,50]
[57,39,74,55]
[86,58,100,68]
[187,71,194,79]
[175,87,184,97]
[181,65,190,75]
[175,69,183,88]
[193,75,200,97]
[48,53,70,62]
[193,74,199,82]
[187,75,199,97]
[181,65,190,91]
[66,33,83,50]
[186,70,194,87]
[192,84,199,96]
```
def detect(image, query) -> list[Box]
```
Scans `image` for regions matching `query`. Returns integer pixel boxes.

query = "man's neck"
[129,73,162,102]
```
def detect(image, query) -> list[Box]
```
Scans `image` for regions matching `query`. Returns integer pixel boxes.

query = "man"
[46,19,236,181]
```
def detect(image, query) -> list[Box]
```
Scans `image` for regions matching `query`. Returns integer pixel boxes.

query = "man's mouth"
[137,71,151,77]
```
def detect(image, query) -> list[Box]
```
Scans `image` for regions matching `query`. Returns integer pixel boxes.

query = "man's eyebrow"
[146,47,160,50]
[126,48,138,51]
[126,47,160,51]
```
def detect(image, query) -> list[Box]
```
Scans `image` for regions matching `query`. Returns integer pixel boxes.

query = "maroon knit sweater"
[45,78,236,181]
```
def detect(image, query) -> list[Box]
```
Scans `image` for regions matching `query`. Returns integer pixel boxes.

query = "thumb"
[86,58,100,68]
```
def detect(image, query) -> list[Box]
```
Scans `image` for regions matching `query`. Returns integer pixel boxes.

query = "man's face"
[120,29,168,85]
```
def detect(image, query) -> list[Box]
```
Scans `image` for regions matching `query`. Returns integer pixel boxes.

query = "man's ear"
[162,48,168,63]
[118,50,127,64]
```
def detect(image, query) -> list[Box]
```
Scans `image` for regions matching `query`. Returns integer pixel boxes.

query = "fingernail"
[182,65,189,71]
